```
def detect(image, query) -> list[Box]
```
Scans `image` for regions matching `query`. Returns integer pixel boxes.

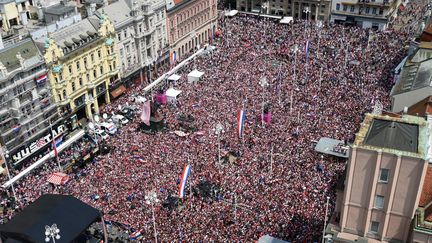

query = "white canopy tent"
[187,69,204,83]
[280,16,293,24]
[168,74,181,82]
[165,87,182,103]
[225,10,238,17]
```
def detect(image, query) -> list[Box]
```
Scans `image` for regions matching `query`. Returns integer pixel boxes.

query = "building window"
[79,78,83,86]
[372,8,377,14]
[86,73,90,82]
[370,221,379,233]
[336,3,340,10]
[62,90,67,99]
[91,54,94,62]
[76,61,80,70]
[100,66,103,74]
[68,65,72,74]
[365,7,370,13]
[72,81,76,91]
[379,168,389,182]
[343,5,348,11]
[84,57,87,67]
[98,50,101,59]
[350,6,355,12]
[374,195,384,209]
[379,9,383,15]
[93,70,97,78]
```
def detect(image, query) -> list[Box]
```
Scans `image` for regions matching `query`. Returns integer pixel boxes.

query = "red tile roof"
[419,165,432,207]
[407,96,432,117]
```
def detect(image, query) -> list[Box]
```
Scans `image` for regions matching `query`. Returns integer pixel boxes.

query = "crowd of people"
[0,1,426,241]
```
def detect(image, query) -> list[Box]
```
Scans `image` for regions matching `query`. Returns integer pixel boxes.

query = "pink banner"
[140,101,151,125]
[263,112,272,123]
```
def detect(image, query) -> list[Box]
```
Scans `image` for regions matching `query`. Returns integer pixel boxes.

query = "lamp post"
[45,224,61,243]
[214,123,225,165]
[316,21,323,58]
[0,147,17,201]
[303,6,311,38]
[322,196,330,243]
[291,44,299,84]
[145,190,160,243]
[259,77,269,127]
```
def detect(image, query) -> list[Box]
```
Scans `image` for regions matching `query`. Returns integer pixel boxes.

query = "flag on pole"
[237,110,246,138]
[140,101,151,126]
[305,40,310,62]
[178,164,191,198]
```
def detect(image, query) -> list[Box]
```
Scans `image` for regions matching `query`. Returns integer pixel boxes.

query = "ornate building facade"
[39,14,119,120]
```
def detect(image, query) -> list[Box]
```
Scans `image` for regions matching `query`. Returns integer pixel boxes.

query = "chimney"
[87,3,96,16]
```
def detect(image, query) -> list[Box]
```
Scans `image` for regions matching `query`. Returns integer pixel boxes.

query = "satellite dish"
[88,122,95,130]
[94,115,100,123]
[102,113,108,119]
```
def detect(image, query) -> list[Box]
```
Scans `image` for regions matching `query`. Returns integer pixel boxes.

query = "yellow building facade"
[41,14,119,119]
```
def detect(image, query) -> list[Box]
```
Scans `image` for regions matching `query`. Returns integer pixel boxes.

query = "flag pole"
[188,155,193,210]
[270,144,274,178]
[49,120,62,171]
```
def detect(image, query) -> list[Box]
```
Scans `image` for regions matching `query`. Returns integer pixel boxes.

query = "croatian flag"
[129,231,142,240]
[36,74,47,84]
[237,110,246,138]
[305,40,310,62]
[178,164,191,198]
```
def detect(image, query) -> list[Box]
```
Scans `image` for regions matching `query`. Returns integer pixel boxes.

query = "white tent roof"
[165,87,182,98]
[168,74,181,81]
[280,16,293,24]
[225,10,238,17]
[188,69,204,78]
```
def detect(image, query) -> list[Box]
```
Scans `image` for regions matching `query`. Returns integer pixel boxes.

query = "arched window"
[63,90,67,99]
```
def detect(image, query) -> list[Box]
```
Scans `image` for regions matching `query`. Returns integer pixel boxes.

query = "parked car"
[112,114,129,125]
[94,129,109,140]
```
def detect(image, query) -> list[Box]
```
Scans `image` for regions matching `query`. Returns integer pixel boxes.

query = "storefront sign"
[12,125,66,164]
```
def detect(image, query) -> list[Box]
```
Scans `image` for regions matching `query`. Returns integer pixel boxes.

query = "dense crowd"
[0,2,424,241]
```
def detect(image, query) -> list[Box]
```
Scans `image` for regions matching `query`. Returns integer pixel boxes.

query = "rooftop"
[408,96,432,116]
[419,164,432,207]
[36,16,102,54]
[391,44,432,96]
[44,2,76,16]
[0,38,42,74]
[353,113,428,158]
[95,0,132,28]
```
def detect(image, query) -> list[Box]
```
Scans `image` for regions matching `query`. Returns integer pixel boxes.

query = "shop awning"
[47,172,69,185]
[111,85,126,99]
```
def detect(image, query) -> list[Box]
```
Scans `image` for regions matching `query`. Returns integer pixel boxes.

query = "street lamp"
[145,190,160,243]
[303,6,311,20]
[322,196,330,243]
[45,224,60,243]
[214,122,225,165]
[291,44,299,85]
[0,147,17,201]
[259,77,269,127]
